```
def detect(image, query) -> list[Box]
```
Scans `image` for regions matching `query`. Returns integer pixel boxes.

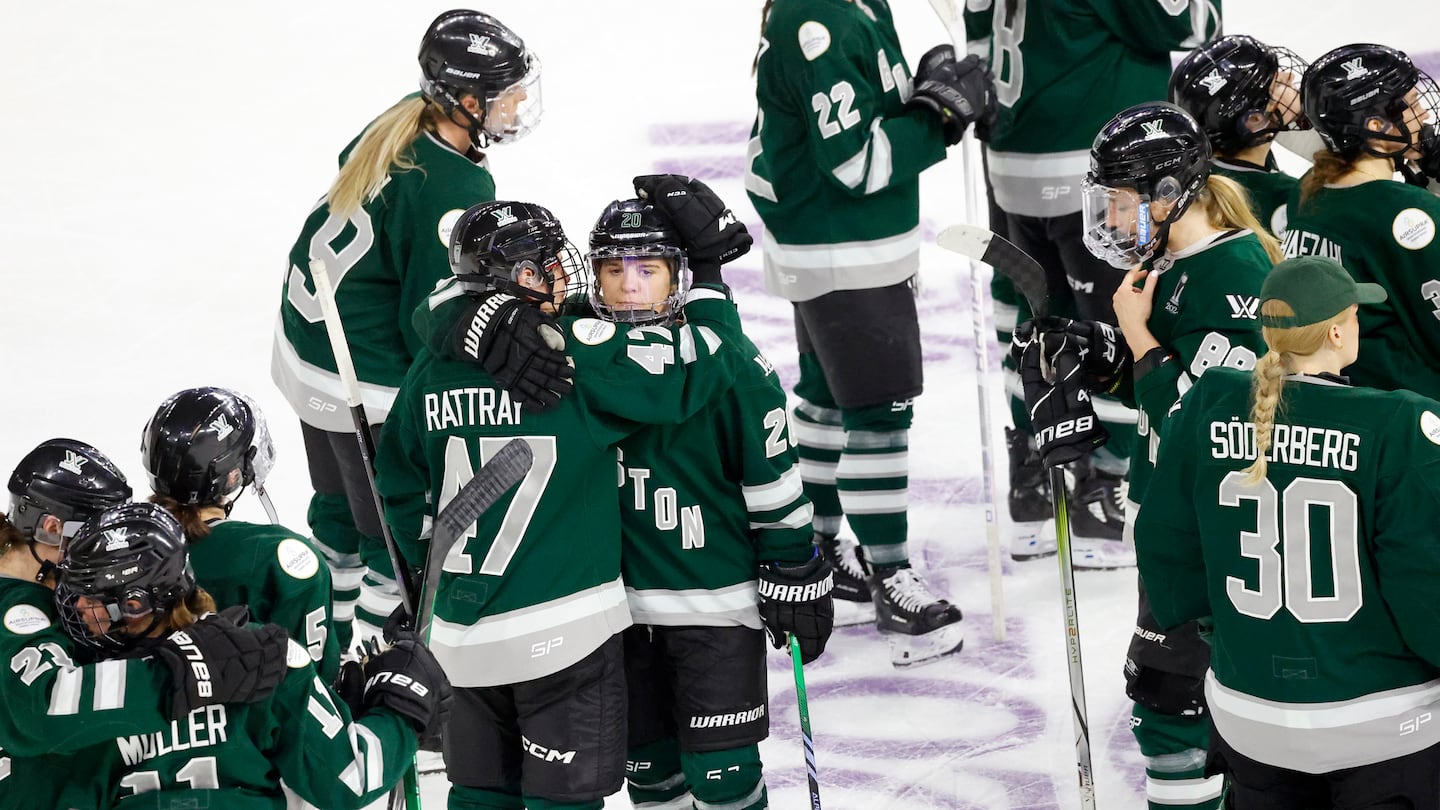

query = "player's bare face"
[1401,88,1431,158]
[597,257,673,313]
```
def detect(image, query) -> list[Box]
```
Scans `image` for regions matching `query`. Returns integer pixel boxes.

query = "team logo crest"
[103,528,130,552]
[210,415,234,441]
[467,33,498,57]
[1340,58,1366,80]
[1198,70,1228,96]
[491,206,518,228]
[59,451,88,475]
[1225,294,1260,319]
[1141,120,1168,141]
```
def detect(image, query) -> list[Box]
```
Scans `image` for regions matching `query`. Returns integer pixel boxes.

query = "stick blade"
[938,224,1051,319]
[437,438,533,539]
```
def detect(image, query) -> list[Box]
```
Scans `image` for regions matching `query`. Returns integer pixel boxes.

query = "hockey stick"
[789,633,822,810]
[311,259,419,620]
[936,225,1097,810]
[927,0,1006,643]
[392,437,533,810]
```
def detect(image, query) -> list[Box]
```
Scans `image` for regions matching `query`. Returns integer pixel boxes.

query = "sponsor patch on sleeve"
[1422,410,1440,445]
[798,21,831,61]
[277,538,321,580]
[1392,208,1435,250]
[286,639,312,669]
[572,318,617,346]
[438,208,466,248]
[3,604,52,635]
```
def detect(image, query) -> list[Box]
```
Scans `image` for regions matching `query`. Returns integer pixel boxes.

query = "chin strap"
[28,541,56,584]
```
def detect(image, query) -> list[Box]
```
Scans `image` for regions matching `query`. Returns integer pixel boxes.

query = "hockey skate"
[815,533,876,627]
[1006,427,1057,561]
[1067,464,1135,569]
[869,564,964,667]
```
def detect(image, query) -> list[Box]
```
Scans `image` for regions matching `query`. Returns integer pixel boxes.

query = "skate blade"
[1010,519,1058,561]
[886,623,965,668]
[833,597,878,627]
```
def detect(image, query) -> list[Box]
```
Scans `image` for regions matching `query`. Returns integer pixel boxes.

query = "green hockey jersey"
[746,0,948,301]
[189,521,340,681]
[0,578,174,810]
[377,290,753,686]
[273,101,497,433]
[619,328,813,628]
[1212,155,1298,237]
[1137,367,1440,773]
[1128,230,1270,507]
[1282,178,1440,401]
[60,639,418,809]
[965,0,1215,217]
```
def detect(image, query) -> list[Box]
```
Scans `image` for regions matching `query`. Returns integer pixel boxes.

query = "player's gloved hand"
[907,46,998,145]
[452,290,574,411]
[333,657,366,716]
[633,173,753,279]
[361,631,453,749]
[757,552,835,664]
[1021,317,1132,393]
[1015,331,1110,467]
[150,605,290,720]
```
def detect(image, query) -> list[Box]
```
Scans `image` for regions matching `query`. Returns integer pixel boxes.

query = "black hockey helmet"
[418,9,541,147]
[55,502,195,653]
[1170,34,1308,155]
[1082,102,1212,268]
[7,439,131,546]
[587,199,690,325]
[449,200,586,305]
[1303,43,1440,167]
[141,387,275,510]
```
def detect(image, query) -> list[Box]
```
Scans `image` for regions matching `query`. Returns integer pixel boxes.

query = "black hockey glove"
[149,605,290,721]
[452,290,574,411]
[633,174,753,279]
[333,657,366,717]
[1013,329,1109,467]
[361,631,453,749]
[906,46,998,145]
[757,552,835,664]
[1021,317,1132,394]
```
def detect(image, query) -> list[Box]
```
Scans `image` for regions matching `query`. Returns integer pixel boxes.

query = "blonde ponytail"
[1240,299,1350,483]
[326,96,435,215]
[1201,174,1282,264]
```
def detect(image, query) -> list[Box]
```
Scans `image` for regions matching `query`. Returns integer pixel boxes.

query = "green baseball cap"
[1259,256,1387,328]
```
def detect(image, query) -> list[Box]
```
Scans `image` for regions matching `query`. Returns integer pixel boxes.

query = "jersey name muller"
[116,704,229,766]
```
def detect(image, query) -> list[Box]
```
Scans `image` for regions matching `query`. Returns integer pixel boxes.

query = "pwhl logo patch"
[59,451,88,475]
[1226,294,1259,319]
[1199,71,1227,96]
[1340,58,1366,80]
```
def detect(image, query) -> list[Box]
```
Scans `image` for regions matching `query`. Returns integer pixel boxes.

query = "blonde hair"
[1241,300,1350,483]
[1300,149,1355,204]
[163,587,219,633]
[326,96,441,215]
[149,494,212,541]
[1196,174,1283,263]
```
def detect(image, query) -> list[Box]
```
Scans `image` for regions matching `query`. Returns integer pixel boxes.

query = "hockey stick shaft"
[789,633,822,809]
[393,437,533,810]
[937,226,1097,807]
[927,0,1006,642]
[310,259,418,620]
[1051,464,1097,809]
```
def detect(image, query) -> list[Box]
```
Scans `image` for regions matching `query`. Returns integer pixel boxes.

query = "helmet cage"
[588,245,691,326]
[1172,36,1309,155]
